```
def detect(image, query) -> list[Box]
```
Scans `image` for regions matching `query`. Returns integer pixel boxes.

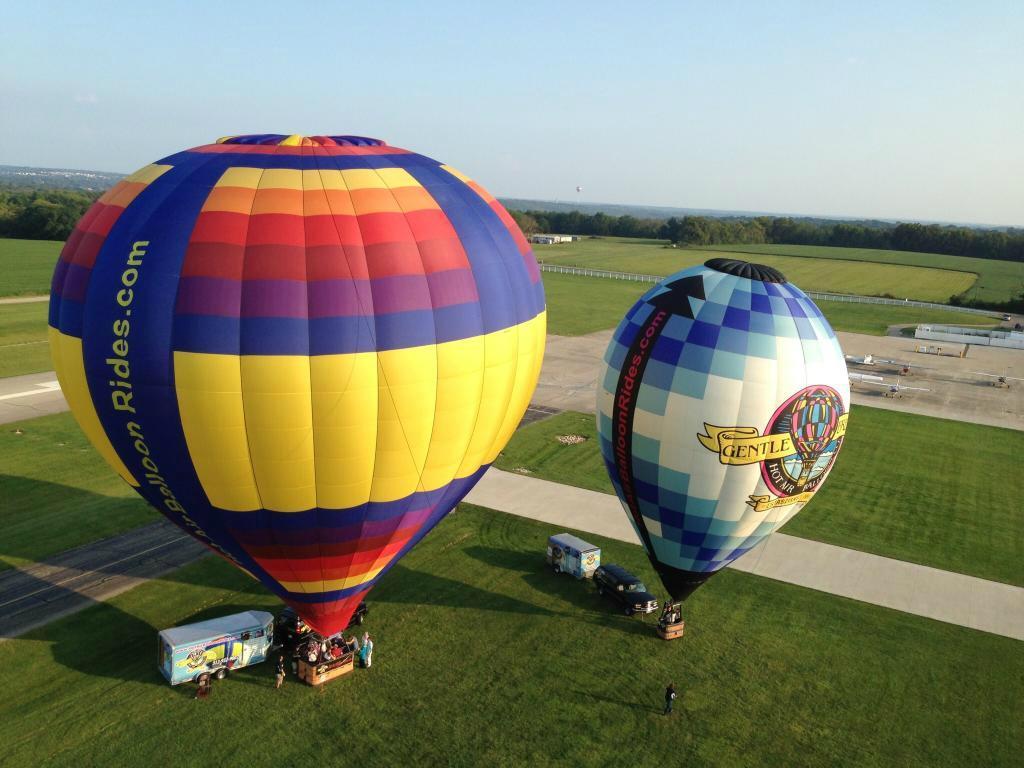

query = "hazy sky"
[2,1,1021,225]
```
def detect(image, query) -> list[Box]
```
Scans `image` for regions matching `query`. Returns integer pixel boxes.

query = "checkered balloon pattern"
[597,260,849,600]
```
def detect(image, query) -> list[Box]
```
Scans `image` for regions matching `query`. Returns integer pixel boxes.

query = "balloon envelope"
[597,259,848,602]
[49,134,546,634]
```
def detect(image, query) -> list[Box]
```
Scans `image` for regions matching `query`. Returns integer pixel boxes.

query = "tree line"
[509,209,1024,263]
[0,187,99,241]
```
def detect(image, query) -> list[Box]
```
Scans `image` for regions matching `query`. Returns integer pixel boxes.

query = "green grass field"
[543,271,647,335]
[537,238,980,303]
[494,408,1024,587]
[1,505,1019,768]
[0,238,62,297]
[698,243,1024,306]
[541,272,997,337]
[0,301,51,377]
[0,412,156,570]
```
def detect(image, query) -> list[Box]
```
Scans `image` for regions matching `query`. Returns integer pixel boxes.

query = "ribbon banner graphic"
[698,413,848,466]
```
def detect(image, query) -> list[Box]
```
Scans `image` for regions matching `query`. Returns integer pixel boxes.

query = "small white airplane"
[845,354,914,374]
[857,376,930,398]
[972,372,1024,389]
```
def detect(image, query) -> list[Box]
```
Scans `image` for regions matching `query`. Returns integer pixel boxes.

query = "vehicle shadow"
[461,545,660,639]
[44,597,272,690]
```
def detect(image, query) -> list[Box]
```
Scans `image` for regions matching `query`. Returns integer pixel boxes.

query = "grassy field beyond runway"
[541,272,997,337]
[0,302,51,377]
[697,243,1024,306]
[494,408,1024,587]
[0,413,156,570]
[538,237,979,302]
[0,505,1020,768]
[0,238,62,297]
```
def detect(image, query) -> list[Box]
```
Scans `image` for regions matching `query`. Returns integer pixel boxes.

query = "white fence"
[537,263,999,317]
[915,325,1024,349]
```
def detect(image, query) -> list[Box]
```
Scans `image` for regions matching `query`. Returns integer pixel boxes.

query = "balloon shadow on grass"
[369,562,559,618]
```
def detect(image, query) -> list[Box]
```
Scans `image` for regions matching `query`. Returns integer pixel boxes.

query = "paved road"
[0,521,206,639]
[465,469,1024,641]
[0,372,68,425]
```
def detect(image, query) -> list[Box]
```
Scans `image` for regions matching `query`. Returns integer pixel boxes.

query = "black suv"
[273,603,368,648]
[593,565,659,616]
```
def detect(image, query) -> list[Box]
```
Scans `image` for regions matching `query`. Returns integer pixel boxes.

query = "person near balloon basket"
[275,655,286,689]
[359,633,374,668]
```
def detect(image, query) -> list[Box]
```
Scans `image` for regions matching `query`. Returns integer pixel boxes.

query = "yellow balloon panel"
[174,312,546,513]
[174,352,260,511]
[50,328,139,487]
[311,352,380,509]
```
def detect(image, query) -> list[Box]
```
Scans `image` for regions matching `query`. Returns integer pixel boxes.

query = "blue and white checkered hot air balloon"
[597,258,850,602]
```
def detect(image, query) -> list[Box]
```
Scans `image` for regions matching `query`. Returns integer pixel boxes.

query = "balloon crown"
[216,134,386,147]
[705,257,787,284]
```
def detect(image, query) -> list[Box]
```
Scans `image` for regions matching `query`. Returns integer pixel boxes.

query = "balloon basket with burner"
[297,653,355,686]
[656,620,685,640]
[656,601,685,640]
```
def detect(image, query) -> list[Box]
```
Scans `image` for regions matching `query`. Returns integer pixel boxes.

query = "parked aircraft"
[972,372,1023,389]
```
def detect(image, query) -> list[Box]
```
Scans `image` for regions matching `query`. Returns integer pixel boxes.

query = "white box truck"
[546,533,600,579]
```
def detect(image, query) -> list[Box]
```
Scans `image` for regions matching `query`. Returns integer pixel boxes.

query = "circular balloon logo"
[769,385,846,495]
[49,134,546,635]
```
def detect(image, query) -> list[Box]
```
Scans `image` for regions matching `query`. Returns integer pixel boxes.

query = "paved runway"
[0,372,68,425]
[0,521,206,639]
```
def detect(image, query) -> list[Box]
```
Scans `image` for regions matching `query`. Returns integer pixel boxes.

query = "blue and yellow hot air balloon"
[49,134,545,634]
[597,259,848,603]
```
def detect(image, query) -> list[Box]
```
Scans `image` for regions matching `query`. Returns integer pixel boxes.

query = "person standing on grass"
[275,655,286,689]
[664,683,677,715]
[195,674,211,700]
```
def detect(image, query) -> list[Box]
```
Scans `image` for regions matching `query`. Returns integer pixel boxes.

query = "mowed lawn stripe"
[0,237,62,297]
[0,506,1019,767]
[494,408,1024,587]
[537,237,978,302]
[0,302,52,378]
[541,272,996,337]
[698,242,1024,305]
